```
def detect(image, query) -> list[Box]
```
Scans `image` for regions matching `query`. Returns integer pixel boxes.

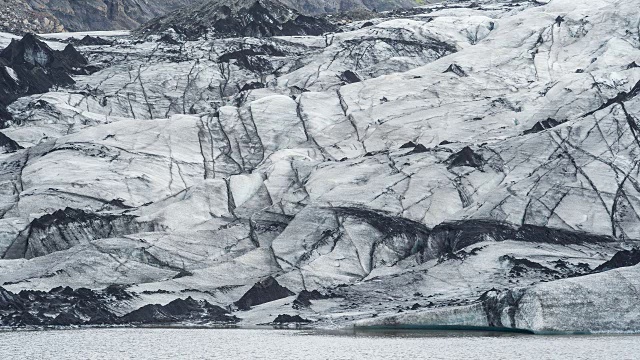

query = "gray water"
[0,328,638,359]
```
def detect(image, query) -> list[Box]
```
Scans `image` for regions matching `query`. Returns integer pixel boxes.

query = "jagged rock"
[408,144,428,154]
[443,63,467,77]
[1,33,86,76]
[523,118,562,135]
[0,34,92,126]
[399,141,417,149]
[500,255,558,277]
[121,297,239,324]
[234,277,294,310]
[0,286,126,327]
[218,44,285,72]
[50,311,83,326]
[594,249,640,273]
[446,146,484,169]
[0,131,22,153]
[272,314,311,323]
[292,290,327,309]
[137,0,340,40]
[2,0,415,34]
[69,35,114,46]
[240,81,265,92]
[0,287,24,311]
[339,70,361,84]
[119,304,176,324]
[2,311,44,326]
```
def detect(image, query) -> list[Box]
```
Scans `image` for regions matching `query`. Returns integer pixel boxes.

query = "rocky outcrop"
[234,277,294,310]
[0,34,92,127]
[594,249,640,273]
[281,0,418,15]
[2,0,419,34]
[272,314,311,323]
[69,35,114,46]
[137,0,340,40]
[120,297,239,325]
[0,286,238,327]
[23,0,198,32]
[0,0,64,34]
[292,290,327,309]
[0,131,22,153]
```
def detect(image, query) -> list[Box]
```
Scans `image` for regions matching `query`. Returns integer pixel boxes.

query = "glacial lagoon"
[0,328,638,359]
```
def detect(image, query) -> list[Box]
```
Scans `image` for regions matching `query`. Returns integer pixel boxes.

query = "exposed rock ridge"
[137,0,340,40]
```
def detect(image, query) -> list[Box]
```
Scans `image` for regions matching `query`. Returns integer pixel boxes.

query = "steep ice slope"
[0,0,639,331]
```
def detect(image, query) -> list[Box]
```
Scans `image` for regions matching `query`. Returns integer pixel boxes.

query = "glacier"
[0,0,639,333]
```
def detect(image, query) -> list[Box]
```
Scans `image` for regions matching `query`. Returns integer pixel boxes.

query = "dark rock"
[158,33,182,45]
[2,311,45,326]
[400,141,417,149]
[593,249,640,273]
[500,255,557,277]
[627,61,640,69]
[61,44,89,68]
[446,146,484,169]
[121,297,238,325]
[234,276,295,310]
[550,259,591,277]
[444,63,467,77]
[0,131,23,153]
[339,70,361,84]
[0,287,25,311]
[0,286,136,327]
[292,290,327,309]
[70,35,114,46]
[1,33,87,76]
[0,104,12,123]
[51,311,83,326]
[523,118,563,135]
[119,304,176,324]
[218,44,285,73]
[408,144,428,154]
[104,284,134,301]
[0,34,93,122]
[272,314,311,324]
[437,246,483,264]
[240,81,266,92]
[137,0,340,40]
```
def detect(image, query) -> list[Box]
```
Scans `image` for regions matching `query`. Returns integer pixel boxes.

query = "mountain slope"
[137,0,340,39]
[1,0,420,34]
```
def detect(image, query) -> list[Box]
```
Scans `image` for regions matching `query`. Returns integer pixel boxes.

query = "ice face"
[0,0,639,333]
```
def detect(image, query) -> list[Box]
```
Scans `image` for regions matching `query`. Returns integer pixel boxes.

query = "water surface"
[0,328,637,359]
